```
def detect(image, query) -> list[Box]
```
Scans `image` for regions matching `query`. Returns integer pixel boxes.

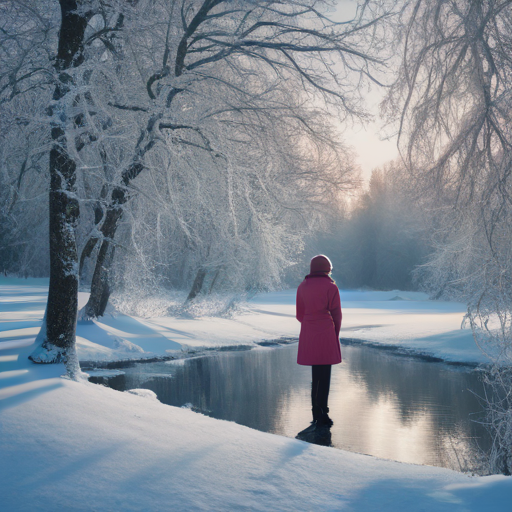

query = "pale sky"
[332,0,400,180]
[341,92,400,181]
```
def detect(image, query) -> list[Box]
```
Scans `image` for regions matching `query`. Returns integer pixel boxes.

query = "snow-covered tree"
[111,85,356,303]
[76,0,395,318]
[387,0,512,473]
[0,96,50,276]
[1,0,396,375]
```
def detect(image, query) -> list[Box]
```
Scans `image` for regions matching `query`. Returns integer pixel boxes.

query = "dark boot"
[316,406,333,427]
[312,405,323,423]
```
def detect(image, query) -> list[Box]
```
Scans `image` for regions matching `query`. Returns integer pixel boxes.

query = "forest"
[1,0,512,473]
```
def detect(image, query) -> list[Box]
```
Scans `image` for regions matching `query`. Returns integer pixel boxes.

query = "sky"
[332,0,400,180]
[342,90,400,180]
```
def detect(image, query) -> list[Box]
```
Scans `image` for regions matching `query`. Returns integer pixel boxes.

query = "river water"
[89,342,490,473]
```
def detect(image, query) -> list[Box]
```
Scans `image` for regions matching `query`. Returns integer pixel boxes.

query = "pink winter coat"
[296,275,342,366]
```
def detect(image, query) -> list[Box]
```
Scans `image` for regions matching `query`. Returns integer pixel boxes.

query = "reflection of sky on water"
[91,343,490,473]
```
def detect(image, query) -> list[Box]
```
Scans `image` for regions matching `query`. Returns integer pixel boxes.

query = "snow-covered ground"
[1,278,510,510]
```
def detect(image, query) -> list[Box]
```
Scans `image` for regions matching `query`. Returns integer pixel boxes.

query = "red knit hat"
[310,254,332,274]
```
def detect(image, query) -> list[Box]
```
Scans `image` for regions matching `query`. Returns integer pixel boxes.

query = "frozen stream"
[89,343,491,473]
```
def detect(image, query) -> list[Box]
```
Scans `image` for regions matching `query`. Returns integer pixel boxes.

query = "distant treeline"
[309,163,432,291]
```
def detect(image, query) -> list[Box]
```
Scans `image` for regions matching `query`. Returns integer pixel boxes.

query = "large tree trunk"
[90,243,116,318]
[79,235,100,278]
[83,208,121,319]
[186,268,207,302]
[79,183,108,279]
[82,156,150,318]
[83,110,163,319]
[208,268,221,294]
[29,1,89,378]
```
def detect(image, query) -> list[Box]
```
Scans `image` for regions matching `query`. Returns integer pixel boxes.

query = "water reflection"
[90,343,490,472]
[326,347,488,471]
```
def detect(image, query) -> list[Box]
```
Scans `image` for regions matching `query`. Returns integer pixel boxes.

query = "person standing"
[296,255,342,427]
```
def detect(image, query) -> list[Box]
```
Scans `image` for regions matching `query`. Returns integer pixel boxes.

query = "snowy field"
[1,278,511,510]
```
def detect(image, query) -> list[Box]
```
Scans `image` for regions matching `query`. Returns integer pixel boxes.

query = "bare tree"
[110,82,357,307]
[0,97,49,276]
[78,0,394,318]
[388,0,512,473]
[1,0,395,374]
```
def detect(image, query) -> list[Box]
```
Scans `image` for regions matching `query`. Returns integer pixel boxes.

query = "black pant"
[311,364,331,416]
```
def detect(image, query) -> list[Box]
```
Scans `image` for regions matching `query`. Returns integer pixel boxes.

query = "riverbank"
[2,278,509,511]
[2,342,511,511]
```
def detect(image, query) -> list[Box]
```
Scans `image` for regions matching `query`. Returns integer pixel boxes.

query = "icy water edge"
[88,342,491,474]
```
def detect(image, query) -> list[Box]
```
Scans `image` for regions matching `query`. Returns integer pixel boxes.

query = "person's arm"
[296,286,305,323]
[329,286,342,339]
